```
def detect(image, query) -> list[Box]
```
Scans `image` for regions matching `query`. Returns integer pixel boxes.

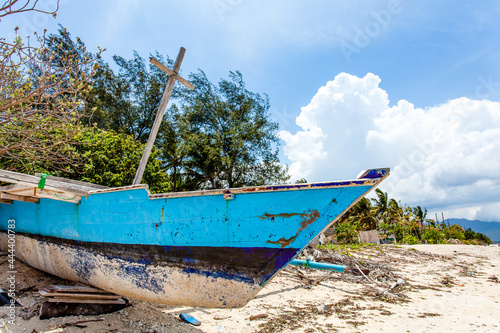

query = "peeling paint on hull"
[0,233,290,307]
[0,168,389,307]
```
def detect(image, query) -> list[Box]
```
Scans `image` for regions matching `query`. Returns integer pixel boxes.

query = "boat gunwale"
[0,168,389,202]
[148,178,379,199]
[86,168,389,199]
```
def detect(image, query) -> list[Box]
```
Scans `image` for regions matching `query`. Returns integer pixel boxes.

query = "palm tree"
[388,198,401,224]
[350,197,377,230]
[385,198,404,242]
[413,206,427,225]
[371,189,390,226]
[412,205,428,238]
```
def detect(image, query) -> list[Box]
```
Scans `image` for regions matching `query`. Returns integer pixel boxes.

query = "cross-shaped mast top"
[132,47,194,185]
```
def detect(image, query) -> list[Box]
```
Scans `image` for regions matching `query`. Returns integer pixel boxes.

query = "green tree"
[445,224,465,241]
[83,50,175,141]
[334,219,361,243]
[464,227,475,240]
[413,205,427,233]
[73,127,171,193]
[371,188,390,225]
[422,228,445,244]
[378,198,403,239]
[388,199,402,224]
[109,51,173,141]
[175,70,289,189]
[339,197,377,230]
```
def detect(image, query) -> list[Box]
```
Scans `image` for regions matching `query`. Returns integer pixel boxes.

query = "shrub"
[422,229,445,244]
[404,234,419,245]
[334,221,360,244]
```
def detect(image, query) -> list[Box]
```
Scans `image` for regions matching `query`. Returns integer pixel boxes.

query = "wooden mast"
[132,47,194,185]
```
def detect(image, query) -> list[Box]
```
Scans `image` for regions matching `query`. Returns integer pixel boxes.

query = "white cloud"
[280,73,500,221]
[278,73,389,180]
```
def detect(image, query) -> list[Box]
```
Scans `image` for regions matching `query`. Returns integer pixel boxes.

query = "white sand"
[1,244,499,333]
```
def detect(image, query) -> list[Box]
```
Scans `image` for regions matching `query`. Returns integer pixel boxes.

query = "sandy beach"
[1,244,499,333]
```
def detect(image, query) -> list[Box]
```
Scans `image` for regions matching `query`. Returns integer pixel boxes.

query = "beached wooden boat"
[0,168,388,308]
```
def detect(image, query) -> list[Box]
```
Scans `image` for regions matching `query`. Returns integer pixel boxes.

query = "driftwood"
[249,313,269,320]
[39,290,123,301]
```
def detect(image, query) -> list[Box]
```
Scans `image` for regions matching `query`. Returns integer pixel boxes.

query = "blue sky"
[2,0,500,221]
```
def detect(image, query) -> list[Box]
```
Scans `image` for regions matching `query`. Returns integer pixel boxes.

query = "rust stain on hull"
[258,211,320,222]
[267,236,298,248]
[264,210,320,248]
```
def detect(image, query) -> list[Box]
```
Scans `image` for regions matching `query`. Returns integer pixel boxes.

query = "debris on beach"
[1,244,498,332]
[38,285,128,319]
[179,313,201,326]
[487,275,499,283]
[249,313,269,320]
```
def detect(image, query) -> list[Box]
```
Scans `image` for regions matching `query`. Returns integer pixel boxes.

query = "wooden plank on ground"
[39,290,122,300]
[47,298,126,304]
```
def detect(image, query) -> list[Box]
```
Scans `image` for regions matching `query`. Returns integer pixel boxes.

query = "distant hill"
[448,218,500,243]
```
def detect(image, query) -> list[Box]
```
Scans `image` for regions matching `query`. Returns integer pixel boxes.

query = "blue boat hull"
[0,168,388,307]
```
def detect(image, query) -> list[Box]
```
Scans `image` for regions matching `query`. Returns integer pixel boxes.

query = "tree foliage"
[175,70,289,189]
[1,23,290,193]
[86,51,173,141]
[86,52,290,191]
[0,27,101,172]
[333,191,491,245]
[73,127,171,193]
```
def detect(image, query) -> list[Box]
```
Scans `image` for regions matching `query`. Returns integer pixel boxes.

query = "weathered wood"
[11,188,81,204]
[133,47,194,185]
[35,174,109,189]
[0,184,33,192]
[150,58,195,90]
[1,192,39,203]
[0,199,12,204]
[47,298,126,304]
[0,183,81,204]
[39,290,122,300]
[0,169,90,196]
[88,184,148,195]
[39,301,128,319]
